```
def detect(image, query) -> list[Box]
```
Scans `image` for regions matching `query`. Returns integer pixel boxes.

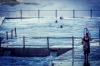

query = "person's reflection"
[83,60,90,66]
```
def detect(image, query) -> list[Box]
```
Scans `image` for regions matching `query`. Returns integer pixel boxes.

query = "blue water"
[0,56,55,66]
[1,18,100,47]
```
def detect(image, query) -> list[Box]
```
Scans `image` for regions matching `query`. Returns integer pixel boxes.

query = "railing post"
[72,36,74,66]
[15,28,17,37]
[11,29,13,39]
[38,10,40,18]
[85,28,91,37]
[55,10,57,19]
[73,10,75,18]
[47,37,49,49]
[84,28,86,36]
[20,10,22,21]
[23,36,25,52]
[72,36,74,49]
[84,28,85,36]
[90,9,92,18]
[6,31,8,40]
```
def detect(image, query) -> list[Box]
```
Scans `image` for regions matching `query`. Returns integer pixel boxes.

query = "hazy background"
[0,0,100,10]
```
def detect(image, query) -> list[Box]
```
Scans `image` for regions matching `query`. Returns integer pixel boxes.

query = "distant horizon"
[0,0,98,3]
[0,0,100,13]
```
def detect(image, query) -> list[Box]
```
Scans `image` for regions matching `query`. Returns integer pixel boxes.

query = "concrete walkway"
[50,42,100,66]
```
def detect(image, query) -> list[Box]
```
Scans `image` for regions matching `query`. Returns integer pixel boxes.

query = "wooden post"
[38,10,40,18]
[11,29,13,39]
[6,31,8,40]
[23,36,25,52]
[90,9,92,18]
[55,10,57,19]
[47,37,49,49]
[73,10,75,18]
[15,28,17,37]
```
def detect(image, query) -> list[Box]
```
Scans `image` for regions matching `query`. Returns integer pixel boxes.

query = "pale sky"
[7,0,100,10]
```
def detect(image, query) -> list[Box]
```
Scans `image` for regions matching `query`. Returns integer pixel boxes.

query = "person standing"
[82,33,91,61]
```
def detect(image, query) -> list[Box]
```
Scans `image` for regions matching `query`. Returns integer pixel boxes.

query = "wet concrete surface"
[51,42,100,66]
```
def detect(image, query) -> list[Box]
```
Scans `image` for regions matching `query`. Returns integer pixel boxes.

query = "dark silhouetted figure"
[60,16,63,19]
[82,33,91,61]
[60,25,63,28]
[55,20,58,23]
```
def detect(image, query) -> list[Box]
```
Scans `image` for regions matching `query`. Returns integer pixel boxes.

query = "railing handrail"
[84,28,91,37]
[0,9,100,12]
[16,36,99,39]
[5,27,17,40]
[0,9,100,19]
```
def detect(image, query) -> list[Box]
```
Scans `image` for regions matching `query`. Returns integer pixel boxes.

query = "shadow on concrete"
[83,60,90,66]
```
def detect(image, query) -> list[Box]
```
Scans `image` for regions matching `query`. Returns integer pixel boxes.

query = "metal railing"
[5,28,17,40]
[22,36,76,49]
[1,28,100,49]
[0,9,100,19]
[84,28,91,37]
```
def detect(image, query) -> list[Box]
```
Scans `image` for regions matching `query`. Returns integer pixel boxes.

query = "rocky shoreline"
[0,0,19,3]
